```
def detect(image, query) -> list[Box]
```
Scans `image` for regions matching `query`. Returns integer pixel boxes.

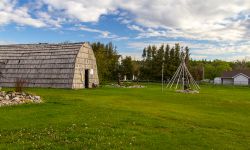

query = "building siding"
[214,77,221,84]
[222,78,233,85]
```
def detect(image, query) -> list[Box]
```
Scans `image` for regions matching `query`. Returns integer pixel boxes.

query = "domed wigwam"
[0,42,99,89]
[167,49,200,93]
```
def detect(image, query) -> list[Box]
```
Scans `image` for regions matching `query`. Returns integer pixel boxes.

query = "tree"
[174,43,181,67]
[132,60,141,82]
[140,43,187,81]
[185,46,190,67]
[142,48,146,60]
[169,47,175,76]
[146,45,152,61]
[121,56,133,80]
[164,44,170,79]
[152,45,157,59]
[233,59,248,70]
[152,44,164,79]
[91,42,119,83]
[189,61,204,81]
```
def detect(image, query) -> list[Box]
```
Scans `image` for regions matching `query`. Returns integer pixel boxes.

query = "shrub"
[121,82,134,87]
[15,78,26,92]
[92,83,98,88]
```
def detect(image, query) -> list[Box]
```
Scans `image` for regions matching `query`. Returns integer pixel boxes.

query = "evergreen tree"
[174,43,181,66]
[185,46,190,67]
[146,45,152,61]
[152,45,157,60]
[164,44,170,79]
[169,47,175,76]
[142,48,146,60]
[152,44,164,79]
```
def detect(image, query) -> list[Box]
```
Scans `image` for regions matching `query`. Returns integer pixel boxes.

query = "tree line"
[91,42,250,84]
[140,43,190,81]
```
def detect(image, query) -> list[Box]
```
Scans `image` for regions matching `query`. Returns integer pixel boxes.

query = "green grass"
[0,84,249,149]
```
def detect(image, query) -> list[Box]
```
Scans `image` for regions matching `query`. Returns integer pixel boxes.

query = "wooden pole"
[182,62,185,90]
[176,65,183,89]
[162,61,164,93]
[168,64,181,88]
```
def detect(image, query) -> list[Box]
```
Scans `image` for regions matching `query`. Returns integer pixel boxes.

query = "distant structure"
[214,70,250,85]
[167,53,200,93]
[0,42,99,89]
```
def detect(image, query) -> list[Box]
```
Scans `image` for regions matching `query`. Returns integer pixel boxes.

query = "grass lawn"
[0,84,249,149]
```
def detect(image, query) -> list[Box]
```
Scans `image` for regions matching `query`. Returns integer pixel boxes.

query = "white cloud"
[2,0,249,42]
[1,0,250,61]
[75,25,129,40]
[116,0,250,41]
[127,40,196,50]
[78,25,110,37]
[127,25,144,32]
[126,40,250,61]
[36,11,62,28]
[192,41,250,55]
[191,55,208,60]
[0,40,15,45]
[112,36,129,41]
[120,52,142,60]
[41,0,116,22]
[0,0,46,27]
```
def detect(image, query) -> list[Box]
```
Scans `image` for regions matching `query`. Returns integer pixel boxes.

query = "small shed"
[0,42,99,89]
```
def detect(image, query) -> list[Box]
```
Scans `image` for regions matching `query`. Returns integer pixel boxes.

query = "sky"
[0,0,250,61]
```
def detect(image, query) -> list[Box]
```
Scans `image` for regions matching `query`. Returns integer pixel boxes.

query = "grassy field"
[0,84,249,149]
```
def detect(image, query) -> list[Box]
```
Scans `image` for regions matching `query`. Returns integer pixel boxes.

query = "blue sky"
[0,0,250,61]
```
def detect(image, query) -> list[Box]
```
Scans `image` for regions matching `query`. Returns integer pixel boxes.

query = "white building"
[214,77,221,84]
[214,70,250,85]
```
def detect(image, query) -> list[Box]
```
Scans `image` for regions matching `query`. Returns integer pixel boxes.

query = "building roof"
[0,42,85,63]
[222,70,250,78]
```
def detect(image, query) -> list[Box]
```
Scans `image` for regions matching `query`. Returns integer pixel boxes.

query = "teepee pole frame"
[167,49,200,91]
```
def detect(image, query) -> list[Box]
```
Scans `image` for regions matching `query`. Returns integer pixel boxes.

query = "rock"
[2,100,10,105]
[34,96,41,101]
[176,90,199,94]
[0,91,6,96]
[21,92,26,96]
[12,97,20,101]
[11,93,15,98]
[5,95,9,100]
[15,92,21,96]
[28,95,33,100]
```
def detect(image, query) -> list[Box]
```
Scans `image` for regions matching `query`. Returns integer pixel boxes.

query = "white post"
[182,62,185,90]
